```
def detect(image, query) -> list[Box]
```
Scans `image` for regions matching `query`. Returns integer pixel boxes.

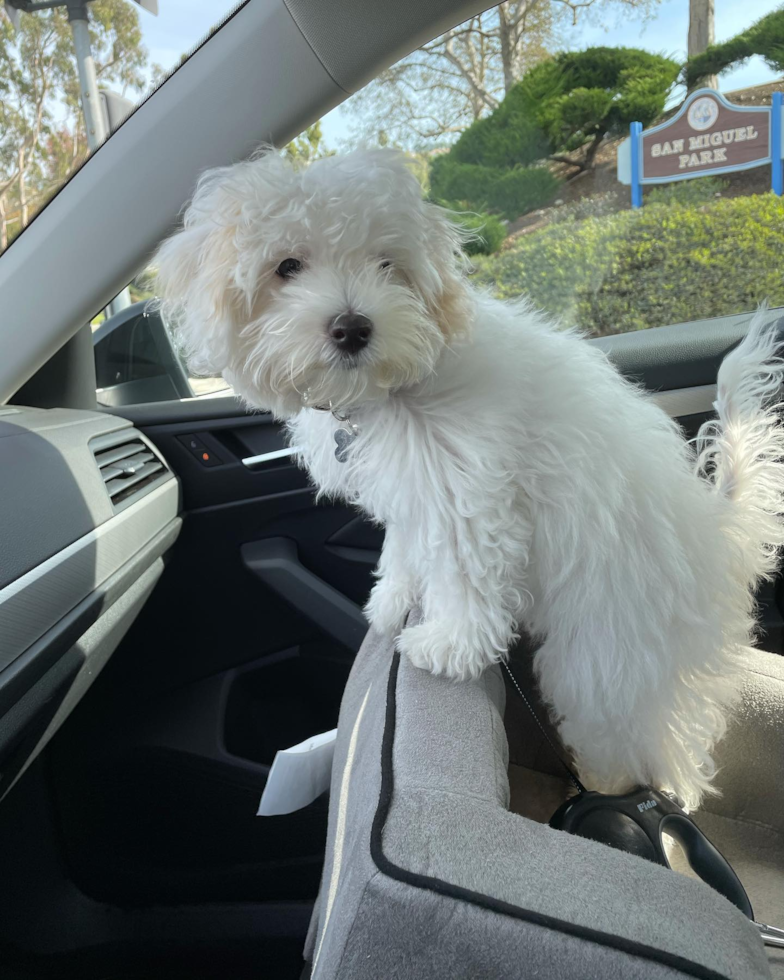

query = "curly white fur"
[154,148,784,808]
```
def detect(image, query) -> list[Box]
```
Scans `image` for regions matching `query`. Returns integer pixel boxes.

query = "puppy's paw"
[365,580,415,636]
[397,620,500,681]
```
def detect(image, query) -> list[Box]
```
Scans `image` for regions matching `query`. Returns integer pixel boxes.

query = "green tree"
[342,0,658,149]
[0,1,149,251]
[684,6,784,90]
[0,10,73,247]
[283,121,333,166]
[451,47,680,174]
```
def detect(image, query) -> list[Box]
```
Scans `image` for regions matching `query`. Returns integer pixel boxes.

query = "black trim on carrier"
[369,652,738,980]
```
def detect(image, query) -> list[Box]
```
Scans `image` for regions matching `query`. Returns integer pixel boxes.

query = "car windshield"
[0,0,238,260]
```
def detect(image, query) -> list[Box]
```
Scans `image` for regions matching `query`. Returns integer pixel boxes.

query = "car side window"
[92,1,784,405]
[0,1,241,407]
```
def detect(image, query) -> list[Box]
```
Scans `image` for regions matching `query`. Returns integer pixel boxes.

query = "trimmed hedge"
[429,158,560,220]
[473,193,784,336]
[450,47,679,166]
[646,176,728,207]
[449,95,550,169]
[443,207,507,256]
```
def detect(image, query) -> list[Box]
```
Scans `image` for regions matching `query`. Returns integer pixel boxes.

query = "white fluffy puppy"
[155,148,784,807]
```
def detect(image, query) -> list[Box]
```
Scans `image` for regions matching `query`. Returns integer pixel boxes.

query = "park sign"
[618,88,783,208]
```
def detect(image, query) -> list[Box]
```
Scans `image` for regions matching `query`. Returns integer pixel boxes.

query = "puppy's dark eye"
[276,258,302,279]
[380,259,392,270]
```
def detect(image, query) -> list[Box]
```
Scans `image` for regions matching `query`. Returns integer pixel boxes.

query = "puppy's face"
[154,149,473,417]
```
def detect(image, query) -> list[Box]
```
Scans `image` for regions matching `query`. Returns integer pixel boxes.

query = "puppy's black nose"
[329,313,373,355]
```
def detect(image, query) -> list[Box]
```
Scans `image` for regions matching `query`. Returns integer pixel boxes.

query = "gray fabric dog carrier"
[303,618,778,979]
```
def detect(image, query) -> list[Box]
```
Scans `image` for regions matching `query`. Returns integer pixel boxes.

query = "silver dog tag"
[334,426,357,463]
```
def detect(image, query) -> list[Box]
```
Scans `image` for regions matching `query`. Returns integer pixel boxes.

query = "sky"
[137,0,226,75]
[78,0,784,145]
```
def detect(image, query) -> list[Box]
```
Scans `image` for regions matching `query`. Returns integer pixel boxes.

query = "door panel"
[47,403,376,911]
[134,411,309,509]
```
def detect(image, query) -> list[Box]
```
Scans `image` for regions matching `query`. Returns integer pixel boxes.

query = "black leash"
[502,661,770,925]
[501,660,587,795]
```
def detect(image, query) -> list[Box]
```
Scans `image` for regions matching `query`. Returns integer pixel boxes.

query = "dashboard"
[0,406,181,800]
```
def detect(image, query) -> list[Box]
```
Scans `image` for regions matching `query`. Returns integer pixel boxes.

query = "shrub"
[429,157,560,220]
[646,176,728,208]
[429,158,494,208]
[440,204,507,255]
[450,95,550,169]
[489,167,561,219]
[473,194,784,336]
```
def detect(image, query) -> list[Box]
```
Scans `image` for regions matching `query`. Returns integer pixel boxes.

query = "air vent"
[92,430,171,510]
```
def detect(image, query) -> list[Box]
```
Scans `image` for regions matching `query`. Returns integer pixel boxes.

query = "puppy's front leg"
[365,523,419,636]
[396,499,531,681]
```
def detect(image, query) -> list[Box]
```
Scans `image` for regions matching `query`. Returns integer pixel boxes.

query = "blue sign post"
[619,89,784,208]
[772,91,783,198]
[630,121,642,210]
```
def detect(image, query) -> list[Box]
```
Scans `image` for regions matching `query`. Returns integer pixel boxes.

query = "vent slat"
[92,432,171,511]
[94,442,147,468]
[105,460,164,499]
[100,450,156,479]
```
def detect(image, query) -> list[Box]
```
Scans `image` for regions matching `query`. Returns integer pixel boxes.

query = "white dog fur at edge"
[154,148,784,808]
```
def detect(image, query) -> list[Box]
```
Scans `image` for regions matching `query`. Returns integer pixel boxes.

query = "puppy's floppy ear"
[153,151,293,375]
[152,166,246,375]
[418,202,474,342]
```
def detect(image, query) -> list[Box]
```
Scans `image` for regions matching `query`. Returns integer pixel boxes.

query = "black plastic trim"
[10,325,97,411]
[593,309,784,392]
[369,652,736,980]
[242,538,368,652]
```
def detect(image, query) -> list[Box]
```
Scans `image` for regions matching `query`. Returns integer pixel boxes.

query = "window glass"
[95,311,164,388]
[93,272,233,406]
[0,0,238,256]
[315,0,783,339]
[7,1,777,405]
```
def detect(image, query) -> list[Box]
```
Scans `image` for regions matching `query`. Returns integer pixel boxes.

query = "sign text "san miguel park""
[618,89,783,208]
[650,123,762,172]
